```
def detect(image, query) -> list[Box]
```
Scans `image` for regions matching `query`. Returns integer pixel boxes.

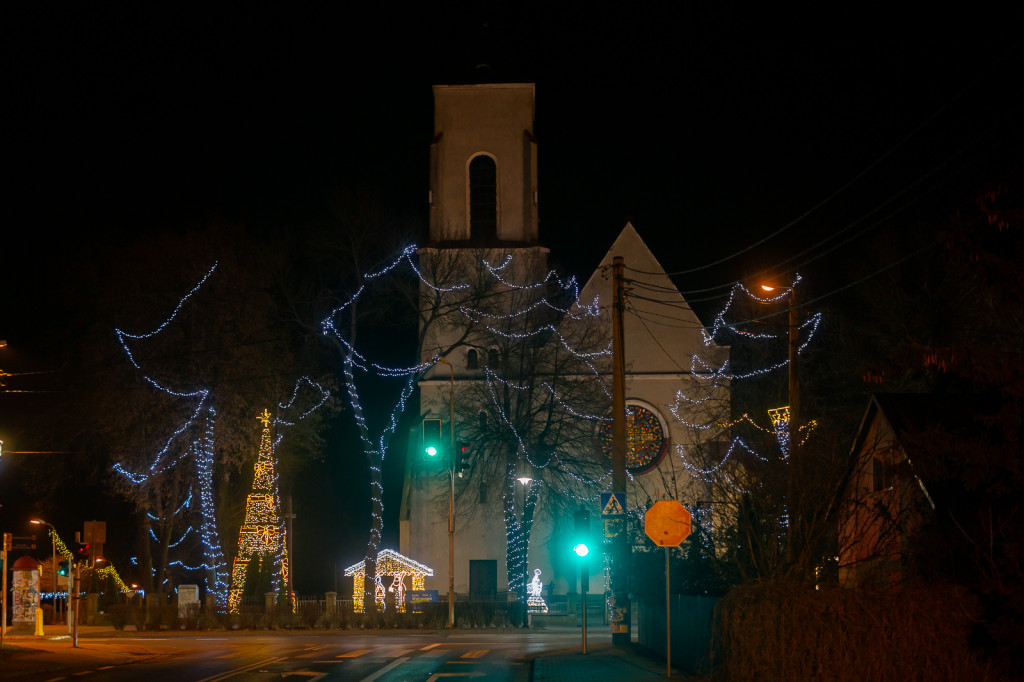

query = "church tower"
[428,83,539,244]
[405,81,549,598]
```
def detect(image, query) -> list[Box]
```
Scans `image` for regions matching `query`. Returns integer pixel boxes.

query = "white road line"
[420,643,443,650]
[360,657,408,682]
[196,656,286,682]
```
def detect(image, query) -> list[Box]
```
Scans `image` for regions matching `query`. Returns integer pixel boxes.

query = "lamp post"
[29,519,58,624]
[516,470,533,628]
[434,355,456,628]
[759,283,801,570]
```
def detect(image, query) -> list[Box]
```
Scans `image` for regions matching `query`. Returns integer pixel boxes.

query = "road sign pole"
[581,564,587,655]
[644,500,692,679]
[666,547,671,679]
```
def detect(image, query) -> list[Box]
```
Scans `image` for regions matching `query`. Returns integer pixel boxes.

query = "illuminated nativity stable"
[344,549,433,613]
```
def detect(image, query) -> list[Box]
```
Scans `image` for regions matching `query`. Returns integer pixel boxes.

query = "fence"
[97,591,547,630]
[637,594,717,676]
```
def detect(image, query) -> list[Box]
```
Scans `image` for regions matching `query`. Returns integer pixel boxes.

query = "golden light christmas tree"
[228,409,291,613]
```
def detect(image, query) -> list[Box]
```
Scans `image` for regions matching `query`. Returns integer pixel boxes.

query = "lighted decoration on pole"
[228,409,291,613]
[768,406,791,459]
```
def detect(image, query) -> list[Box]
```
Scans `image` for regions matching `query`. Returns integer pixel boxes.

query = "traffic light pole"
[436,355,456,629]
[72,563,80,647]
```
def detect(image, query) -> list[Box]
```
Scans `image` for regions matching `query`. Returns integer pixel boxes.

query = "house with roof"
[837,394,950,587]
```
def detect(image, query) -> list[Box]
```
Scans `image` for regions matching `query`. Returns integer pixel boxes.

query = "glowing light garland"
[44,528,137,596]
[228,409,292,613]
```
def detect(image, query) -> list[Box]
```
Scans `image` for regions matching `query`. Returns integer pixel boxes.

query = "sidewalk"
[531,641,694,681]
[1,624,161,679]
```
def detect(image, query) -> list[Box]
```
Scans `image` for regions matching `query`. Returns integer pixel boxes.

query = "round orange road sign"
[644,500,692,547]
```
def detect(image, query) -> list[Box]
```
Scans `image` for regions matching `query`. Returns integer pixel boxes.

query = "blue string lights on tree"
[112,264,328,610]
[322,245,614,602]
[668,277,821,493]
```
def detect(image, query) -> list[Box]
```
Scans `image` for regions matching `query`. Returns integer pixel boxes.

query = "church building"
[399,81,728,602]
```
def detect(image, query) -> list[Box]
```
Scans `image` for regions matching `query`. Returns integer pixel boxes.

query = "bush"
[714,582,988,681]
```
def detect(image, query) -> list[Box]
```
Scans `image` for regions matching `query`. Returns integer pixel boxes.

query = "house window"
[467,348,479,369]
[469,155,497,242]
[487,347,499,366]
[872,450,895,492]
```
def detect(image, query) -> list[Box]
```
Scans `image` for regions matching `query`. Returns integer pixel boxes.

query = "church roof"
[576,223,726,374]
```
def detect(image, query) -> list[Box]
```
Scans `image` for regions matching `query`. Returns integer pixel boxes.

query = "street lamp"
[759,284,799,429]
[517,467,533,628]
[758,282,801,570]
[29,519,59,624]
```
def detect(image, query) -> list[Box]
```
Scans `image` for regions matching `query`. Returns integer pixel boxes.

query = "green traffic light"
[425,445,438,457]
[574,542,589,557]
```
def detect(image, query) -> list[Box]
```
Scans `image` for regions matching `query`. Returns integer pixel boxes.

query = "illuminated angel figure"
[526,568,548,613]
[374,575,387,612]
[388,571,408,612]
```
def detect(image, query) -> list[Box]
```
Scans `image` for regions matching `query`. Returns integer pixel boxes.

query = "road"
[7,629,606,681]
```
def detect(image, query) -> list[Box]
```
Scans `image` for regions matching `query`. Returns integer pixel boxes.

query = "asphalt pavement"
[1,624,689,680]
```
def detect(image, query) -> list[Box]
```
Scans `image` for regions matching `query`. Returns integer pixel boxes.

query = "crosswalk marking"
[460,650,488,659]
[338,649,373,658]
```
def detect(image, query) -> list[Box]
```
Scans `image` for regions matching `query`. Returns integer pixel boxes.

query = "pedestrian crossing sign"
[601,492,626,518]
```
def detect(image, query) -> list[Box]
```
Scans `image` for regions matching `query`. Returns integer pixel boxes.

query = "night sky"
[4,6,1021,591]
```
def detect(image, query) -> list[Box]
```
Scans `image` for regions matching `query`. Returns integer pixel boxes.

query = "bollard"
[34,607,45,636]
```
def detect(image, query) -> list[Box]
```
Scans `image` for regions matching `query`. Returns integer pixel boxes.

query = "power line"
[623,41,1020,280]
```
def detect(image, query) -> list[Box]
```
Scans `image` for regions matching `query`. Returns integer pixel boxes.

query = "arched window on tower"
[466,348,479,369]
[469,155,497,243]
[488,347,499,367]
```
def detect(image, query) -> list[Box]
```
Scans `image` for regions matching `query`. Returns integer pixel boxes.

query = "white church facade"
[399,81,729,601]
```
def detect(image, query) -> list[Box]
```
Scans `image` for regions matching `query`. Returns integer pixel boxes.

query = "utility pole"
[610,256,630,645]
[786,288,802,573]
[284,496,296,600]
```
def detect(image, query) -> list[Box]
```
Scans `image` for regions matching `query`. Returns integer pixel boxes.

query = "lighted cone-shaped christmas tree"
[228,409,291,613]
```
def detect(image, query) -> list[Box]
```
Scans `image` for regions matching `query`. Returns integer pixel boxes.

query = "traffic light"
[78,542,90,560]
[422,418,442,459]
[58,559,70,576]
[574,508,590,593]
[573,509,590,557]
[457,442,471,474]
